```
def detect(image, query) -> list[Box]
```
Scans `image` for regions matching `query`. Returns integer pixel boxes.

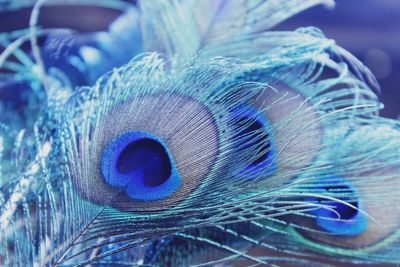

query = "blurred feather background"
[1,0,399,118]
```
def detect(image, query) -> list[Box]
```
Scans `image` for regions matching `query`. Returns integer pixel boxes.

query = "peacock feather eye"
[230,104,276,178]
[249,81,323,188]
[285,125,400,257]
[290,165,400,251]
[65,88,222,211]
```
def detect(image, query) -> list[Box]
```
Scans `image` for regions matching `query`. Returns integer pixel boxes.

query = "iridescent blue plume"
[1,0,399,266]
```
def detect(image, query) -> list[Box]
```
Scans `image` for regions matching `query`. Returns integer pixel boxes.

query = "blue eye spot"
[232,105,276,178]
[311,182,367,236]
[116,138,172,187]
[101,131,181,201]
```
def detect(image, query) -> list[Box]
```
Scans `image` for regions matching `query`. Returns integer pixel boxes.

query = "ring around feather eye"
[291,165,400,250]
[67,94,220,211]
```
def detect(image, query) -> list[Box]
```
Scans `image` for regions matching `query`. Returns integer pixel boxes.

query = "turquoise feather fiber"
[1,0,400,266]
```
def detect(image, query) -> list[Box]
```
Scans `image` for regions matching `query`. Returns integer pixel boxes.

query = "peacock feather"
[1,0,399,266]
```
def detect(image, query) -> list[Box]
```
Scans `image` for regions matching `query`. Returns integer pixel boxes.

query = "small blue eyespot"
[311,180,367,236]
[231,105,277,178]
[101,131,181,201]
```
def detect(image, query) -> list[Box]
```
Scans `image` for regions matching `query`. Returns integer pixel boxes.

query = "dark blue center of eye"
[116,138,171,187]
[232,105,276,178]
[310,180,367,236]
[101,131,181,201]
[325,185,359,220]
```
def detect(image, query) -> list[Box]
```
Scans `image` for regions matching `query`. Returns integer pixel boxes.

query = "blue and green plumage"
[0,0,399,266]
